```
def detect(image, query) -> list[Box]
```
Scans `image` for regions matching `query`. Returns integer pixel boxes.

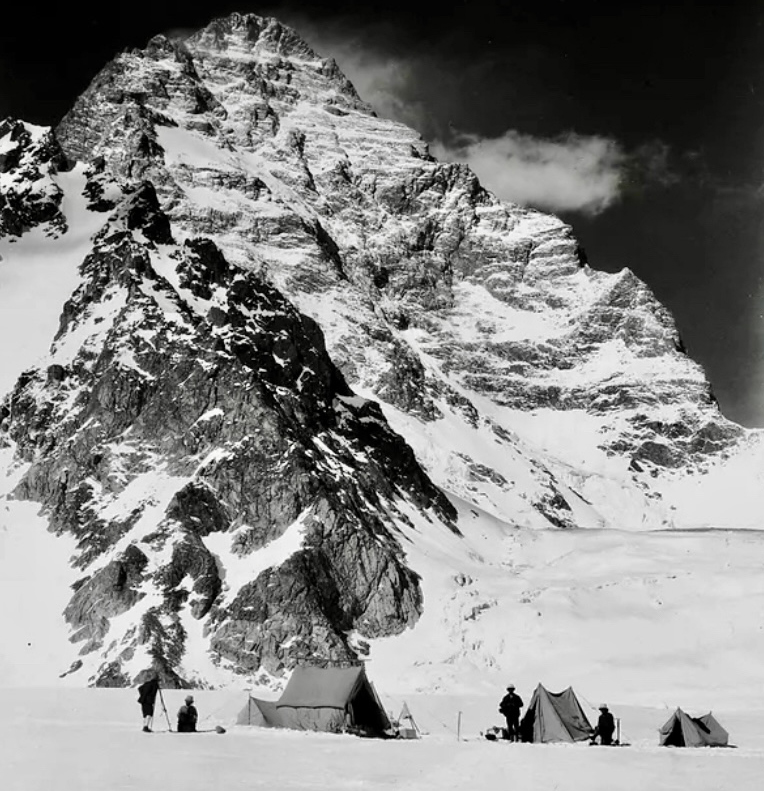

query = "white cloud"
[431,131,625,216]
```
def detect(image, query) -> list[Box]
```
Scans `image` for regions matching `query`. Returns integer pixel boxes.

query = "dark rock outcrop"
[0,119,68,238]
[1,177,455,685]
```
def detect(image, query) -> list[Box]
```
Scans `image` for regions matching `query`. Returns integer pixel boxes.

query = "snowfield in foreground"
[1,688,763,791]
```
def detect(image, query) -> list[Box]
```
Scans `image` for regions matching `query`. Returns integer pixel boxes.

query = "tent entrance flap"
[346,679,389,733]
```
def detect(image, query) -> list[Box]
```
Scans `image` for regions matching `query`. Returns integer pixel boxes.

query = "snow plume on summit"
[1,12,764,696]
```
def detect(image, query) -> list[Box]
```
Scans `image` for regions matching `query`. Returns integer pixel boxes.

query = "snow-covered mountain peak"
[48,11,761,528]
[186,13,364,108]
[3,12,764,692]
[186,13,346,76]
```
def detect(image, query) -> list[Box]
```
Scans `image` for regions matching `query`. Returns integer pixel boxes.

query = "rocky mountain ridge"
[0,122,455,685]
[0,119,69,238]
[0,13,758,688]
[55,14,743,478]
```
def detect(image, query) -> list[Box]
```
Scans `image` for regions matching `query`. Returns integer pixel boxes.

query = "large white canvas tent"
[236,665,391,736]
[520,684,594,743]
[659,708,729,747]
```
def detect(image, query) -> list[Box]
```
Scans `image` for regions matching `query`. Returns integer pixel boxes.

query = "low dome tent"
[236,665,391,736]
[520,683,594,743]
[659,708,729,747]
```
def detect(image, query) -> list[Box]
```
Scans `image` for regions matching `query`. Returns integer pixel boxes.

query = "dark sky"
[2,2,764,425]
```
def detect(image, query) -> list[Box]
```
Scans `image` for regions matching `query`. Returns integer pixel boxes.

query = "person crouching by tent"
[499,684,524,741]
[590,704,615,745]
[137,676,160,733]
[177,695,198,732]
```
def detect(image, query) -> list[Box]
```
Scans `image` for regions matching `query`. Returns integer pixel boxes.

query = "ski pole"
[158,686,173,732]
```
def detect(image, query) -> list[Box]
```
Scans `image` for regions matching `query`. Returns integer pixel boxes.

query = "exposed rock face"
[0,12,753,687]
[55,14,743,504]
[0,119,68,238]
[1,170,453,685]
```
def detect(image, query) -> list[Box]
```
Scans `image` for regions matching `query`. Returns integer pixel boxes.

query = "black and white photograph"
[1,2,763,788]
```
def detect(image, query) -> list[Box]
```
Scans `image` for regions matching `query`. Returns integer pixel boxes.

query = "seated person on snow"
[177,695,198,733]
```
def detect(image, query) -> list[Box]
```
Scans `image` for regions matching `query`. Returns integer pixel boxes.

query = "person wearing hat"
[177,694,199,733]
[590,704,616,745]
[498,684,524,742]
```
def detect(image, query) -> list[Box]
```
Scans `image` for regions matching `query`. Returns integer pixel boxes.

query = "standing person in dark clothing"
[137,676,160,733]
[591,704,616,745]
[177,695,199,732]
[498,684,524,742]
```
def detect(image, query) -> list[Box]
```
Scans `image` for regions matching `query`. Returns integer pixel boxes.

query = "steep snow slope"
[0,121,107,397]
